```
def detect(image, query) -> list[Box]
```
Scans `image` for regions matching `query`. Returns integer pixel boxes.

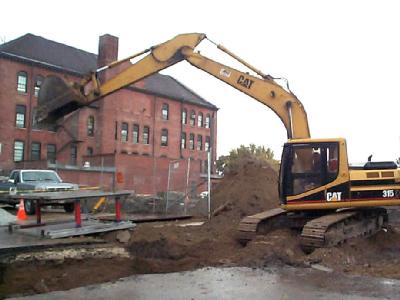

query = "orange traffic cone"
[17,199,28,220]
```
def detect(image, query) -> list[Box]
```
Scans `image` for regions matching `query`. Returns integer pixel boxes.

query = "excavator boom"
[37,33,310,139]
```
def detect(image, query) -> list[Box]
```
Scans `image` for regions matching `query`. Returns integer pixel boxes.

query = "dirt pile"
[211,158,279,220]
[307,226,400,278]
[126,158,295,272]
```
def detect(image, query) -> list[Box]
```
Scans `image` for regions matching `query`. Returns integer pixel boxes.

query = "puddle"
[10,267,400,300]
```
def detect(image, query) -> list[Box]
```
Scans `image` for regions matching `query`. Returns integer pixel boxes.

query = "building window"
[121,122,128,143]
[181,132,186,149]
[86,147,93,156]
[47,144,56,163]
[133,124,139,144]
[197,135,203,151]
[31,142,41,161]
[197,112,203,127]
[143,126,150,144]
[161,129,168,146]
[17,71,28,93]
[162,103,169,120]
[34,75,43,97]
[182,108,187,124]
[114,122,118,140]
[15,105,26,128]
[87,116,95,136]
[205,114,211,129]
[190,110,196,126]
[189,133,195,150]
[205,136,211,152]
[70,144,77,165]
[14,141,24,162]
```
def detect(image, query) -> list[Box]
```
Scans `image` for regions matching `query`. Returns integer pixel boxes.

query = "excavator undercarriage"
[237,207,389,252]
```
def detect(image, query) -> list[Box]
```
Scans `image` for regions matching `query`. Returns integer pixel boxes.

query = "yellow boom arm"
[37,33,310,139]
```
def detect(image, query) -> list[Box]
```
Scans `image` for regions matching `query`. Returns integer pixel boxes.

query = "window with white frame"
[197,112,203,127]
[197,135,203,151]
[121,122,128,143]
[181,132,186,149]
[87,116,95,136]
[162,103,169,120]
[189,133,195,150]
[14,140,24,162]
[31,142,41,161]
[47,144,56,163]
[205,114,211,129]
[161,129,168,146]
[133,124,139,144]
[190,110,196,126]
[17,71,28,93]
[15,105,26,128]
[143,126,150,144]
[182,108,187,124]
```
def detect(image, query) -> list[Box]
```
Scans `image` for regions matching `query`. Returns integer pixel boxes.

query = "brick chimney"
[97,34,119,68]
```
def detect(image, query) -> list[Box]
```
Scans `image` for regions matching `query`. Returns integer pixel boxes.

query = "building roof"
[136,73,217,109]
[0,33,97,75]
[0,33,217,110]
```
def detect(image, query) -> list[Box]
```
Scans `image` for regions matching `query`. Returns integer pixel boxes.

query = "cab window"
[280,142,339,198]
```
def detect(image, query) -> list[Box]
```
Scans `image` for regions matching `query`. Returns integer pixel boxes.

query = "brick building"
[0,33,218,194]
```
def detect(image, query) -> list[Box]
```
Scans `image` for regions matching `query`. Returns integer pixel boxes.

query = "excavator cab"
[279,140,345,208]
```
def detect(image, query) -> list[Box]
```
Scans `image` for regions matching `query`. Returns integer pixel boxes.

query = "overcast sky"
[2,0,400,163]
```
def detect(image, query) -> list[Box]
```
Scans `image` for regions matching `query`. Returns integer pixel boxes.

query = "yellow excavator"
[36,33,400,251]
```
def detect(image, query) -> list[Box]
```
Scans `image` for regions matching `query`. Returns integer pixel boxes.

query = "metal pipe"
[207,38,272,79]
[286,101,293,139]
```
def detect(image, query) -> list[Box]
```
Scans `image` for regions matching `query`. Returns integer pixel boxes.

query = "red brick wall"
[0,58,82,173]
[0,39,217,195]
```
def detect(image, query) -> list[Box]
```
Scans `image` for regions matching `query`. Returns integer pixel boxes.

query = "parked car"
[0,169,79,214]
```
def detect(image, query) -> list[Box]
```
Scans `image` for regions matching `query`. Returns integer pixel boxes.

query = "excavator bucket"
[36,75,87,124]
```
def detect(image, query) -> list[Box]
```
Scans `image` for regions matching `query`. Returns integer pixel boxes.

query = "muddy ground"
[2,159,400,298]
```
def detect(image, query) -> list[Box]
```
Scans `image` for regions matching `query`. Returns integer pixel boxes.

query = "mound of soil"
[211,158,279,220]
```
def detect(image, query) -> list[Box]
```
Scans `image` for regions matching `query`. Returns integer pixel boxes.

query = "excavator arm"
[37,33,310,139]
[180,48,309,139]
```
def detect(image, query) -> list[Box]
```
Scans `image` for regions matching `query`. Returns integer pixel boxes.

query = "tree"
[216,144,278,175]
